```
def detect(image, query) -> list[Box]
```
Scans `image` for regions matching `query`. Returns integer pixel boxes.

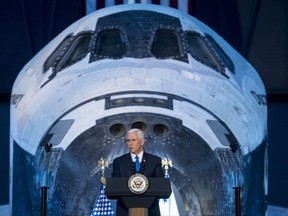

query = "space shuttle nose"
[10,3,267,215]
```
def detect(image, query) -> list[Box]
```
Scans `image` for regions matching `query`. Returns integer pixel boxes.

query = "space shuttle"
[10,3,267,215]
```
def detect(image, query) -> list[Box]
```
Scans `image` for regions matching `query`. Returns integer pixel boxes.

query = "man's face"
[126,132,144,155]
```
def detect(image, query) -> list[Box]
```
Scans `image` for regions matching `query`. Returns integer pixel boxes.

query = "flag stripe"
[152,0,160,4]
[86,0,196,15]
[178,0,187,13]
[169,0,178,8]
[188,0,195,15]
[106,0,116,6]
[97,0,105,9]
[115,0,124,4]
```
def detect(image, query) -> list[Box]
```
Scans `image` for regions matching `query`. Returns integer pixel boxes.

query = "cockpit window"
[94,29,126,58]
[151,29,181,58]
[56,33,91,72]
[205,35,235,73]
[43,34,73,73]
[187,32,224,73]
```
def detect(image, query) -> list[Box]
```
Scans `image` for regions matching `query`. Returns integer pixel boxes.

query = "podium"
[105,175,172,216]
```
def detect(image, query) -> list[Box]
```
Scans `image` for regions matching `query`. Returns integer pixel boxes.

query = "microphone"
[140,161,145,174]
[131,162,136,174]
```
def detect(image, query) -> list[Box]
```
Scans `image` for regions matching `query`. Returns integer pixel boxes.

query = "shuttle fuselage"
[10,4,267,215]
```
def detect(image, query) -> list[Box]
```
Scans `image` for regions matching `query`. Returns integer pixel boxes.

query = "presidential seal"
[128,174,149,194]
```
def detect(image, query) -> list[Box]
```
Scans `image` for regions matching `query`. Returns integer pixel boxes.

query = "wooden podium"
[105,177,171,216]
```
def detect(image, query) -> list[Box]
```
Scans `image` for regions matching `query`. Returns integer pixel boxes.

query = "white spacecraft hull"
[10,4,267,215]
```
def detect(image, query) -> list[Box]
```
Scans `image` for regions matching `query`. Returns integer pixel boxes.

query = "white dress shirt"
[131,150,143,163]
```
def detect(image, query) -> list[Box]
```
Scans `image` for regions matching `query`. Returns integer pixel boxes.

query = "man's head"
[126,128,145,155]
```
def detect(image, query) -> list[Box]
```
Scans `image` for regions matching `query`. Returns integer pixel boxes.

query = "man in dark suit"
[112,128,164,216]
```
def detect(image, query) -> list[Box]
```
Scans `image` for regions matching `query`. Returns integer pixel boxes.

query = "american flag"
[86,0,195,15]
[91,182,114,216]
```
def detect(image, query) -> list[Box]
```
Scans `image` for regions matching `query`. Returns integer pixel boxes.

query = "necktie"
[135,155,140,173]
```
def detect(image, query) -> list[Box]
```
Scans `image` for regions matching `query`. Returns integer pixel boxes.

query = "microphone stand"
[131,162,136,174]
[231,143,241,216]
[41,143,52,216]
[140,162,145,174]
[131,161,145,174]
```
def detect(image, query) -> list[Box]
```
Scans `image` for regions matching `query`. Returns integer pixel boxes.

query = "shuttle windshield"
[43,17,229,78]
[57,33,91,71]
[151,29,181,58]
[94,29,126,59]
[187,32,225,73]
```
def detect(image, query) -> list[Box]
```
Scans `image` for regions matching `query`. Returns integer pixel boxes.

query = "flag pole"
[231,143,241,216]
[91,158,114,216]
[161,157,172,215]
[40,143,52,216]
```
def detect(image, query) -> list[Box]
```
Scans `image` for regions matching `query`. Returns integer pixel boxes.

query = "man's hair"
[127,128,144,139]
